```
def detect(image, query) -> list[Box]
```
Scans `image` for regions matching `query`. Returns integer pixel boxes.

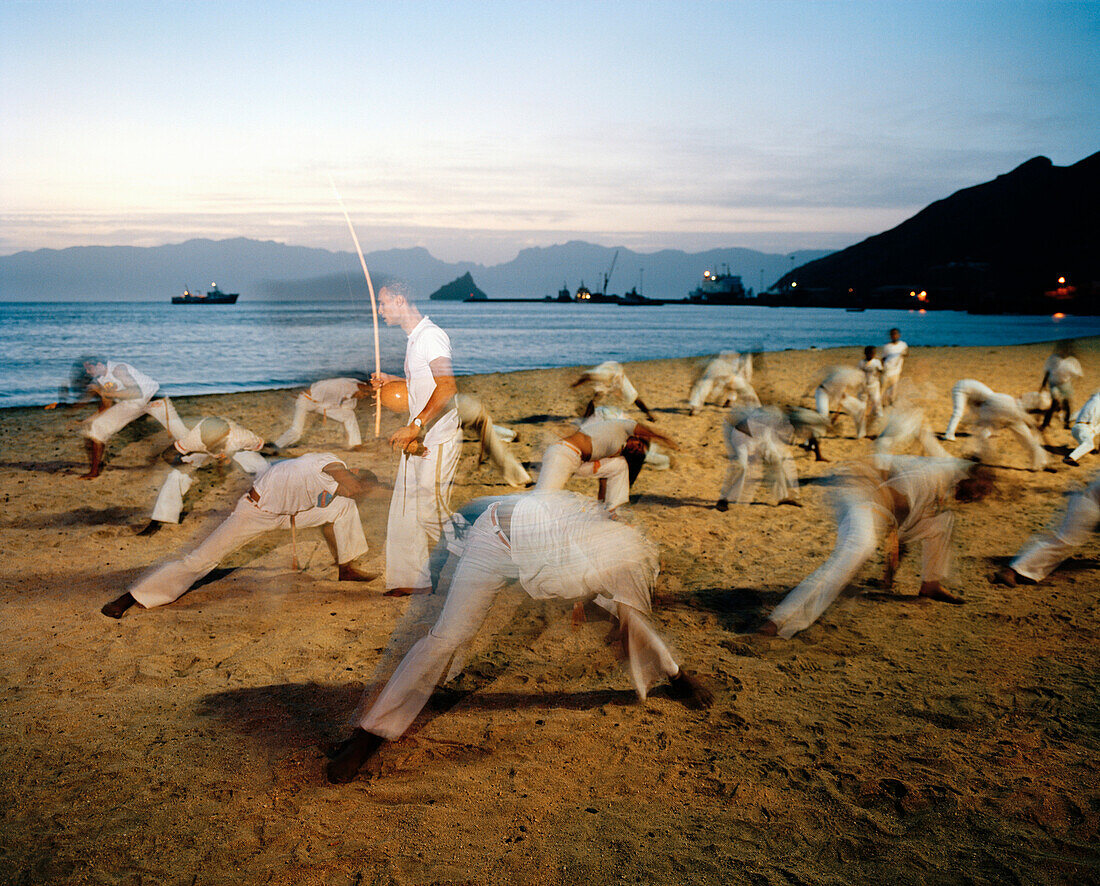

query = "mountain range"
[777,152,1099,312]
[0,238,829,303]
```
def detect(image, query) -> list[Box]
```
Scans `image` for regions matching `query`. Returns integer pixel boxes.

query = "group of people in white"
[69,299,1100,785]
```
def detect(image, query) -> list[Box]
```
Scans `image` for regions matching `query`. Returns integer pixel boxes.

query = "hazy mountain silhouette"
[430,272,487,301]
[0,238,829,302]
[775,152,1099,312]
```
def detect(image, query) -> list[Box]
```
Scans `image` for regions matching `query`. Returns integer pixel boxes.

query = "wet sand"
[1,339,1098,885]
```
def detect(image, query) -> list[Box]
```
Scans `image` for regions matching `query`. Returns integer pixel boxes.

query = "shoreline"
[2,339,1098,884]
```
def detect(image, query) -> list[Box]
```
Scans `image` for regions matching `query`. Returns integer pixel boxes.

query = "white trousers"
[977,419,1048,470]
[85,398,187,443]
[359,516,679,741]
[881,365,903,407]
[769,494,954,638]
[129,495,369,608]
[719,423,797,504]
[535,442,630,509]
[943,386,974,440]
[815,388,864,437]
[274,395,361,449]
[1068,422,1100,463]
[151,451,269,524]
[385,429,462,589]
[1011,480,1100,581]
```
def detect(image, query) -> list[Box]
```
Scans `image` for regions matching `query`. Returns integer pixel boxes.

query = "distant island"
[429,272,487,301]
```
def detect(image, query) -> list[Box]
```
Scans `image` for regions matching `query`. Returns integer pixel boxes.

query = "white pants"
[1011,480,1100,581]
[719,422,797,504]
[535,442,630,509]
[1068,422,1100,463]
[815,387,864,437]
[874,409,949,468]
[769,493,954,638]
[385,429,462,589]
[859,383,883,438]
[274,395,361,449]
[359,514,679,741]
[977,419,1048,470]
[943,386,974,440]
[151,451,269,524]
[129,494,369,608]
[85,397,187,443]
[881,366,903,406]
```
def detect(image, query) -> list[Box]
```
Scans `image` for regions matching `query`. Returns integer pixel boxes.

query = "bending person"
[72,358,187,479]
[534,417,676,510]
[687,352,756,415]
[455,393,532,487]
[271,377,372,450]
[813,366,865,438]
[572,361,657,421]
[1039,341,1083,431]
[759,457,993,639]
[717,405,801,509]
[101,453,380,618]
[326,491,713,784]
[1066,390,1100,466]
[137,416,269,536]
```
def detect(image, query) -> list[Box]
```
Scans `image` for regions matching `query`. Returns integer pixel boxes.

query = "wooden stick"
[330,178,383,437]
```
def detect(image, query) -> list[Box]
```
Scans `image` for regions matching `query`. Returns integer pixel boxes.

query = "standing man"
[371,282,462,597]
[881,328,909,407]
[1039,341,1083,431]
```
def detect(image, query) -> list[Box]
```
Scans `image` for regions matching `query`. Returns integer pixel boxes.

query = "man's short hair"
[381,279,414,303]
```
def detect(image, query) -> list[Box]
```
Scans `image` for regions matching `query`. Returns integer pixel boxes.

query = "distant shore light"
[1053,312,1066,319]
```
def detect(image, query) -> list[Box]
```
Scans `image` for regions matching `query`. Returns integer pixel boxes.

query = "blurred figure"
[995,472,1100,586]
[572,361,657,421]
[1039,340,1083,430]
[1065,390,1100,466]
[271,378,372,450]
[943,379,996,440]
[943,379,1052,470]
[370,282,462,597]
[873,405,949,466]
[137,416,269,535]
[787,406,830,462]
[326,491,712,784]
[455,393,532,487]
[759,457,993,639]
[100,453,380,619]
[534,416,676,510]
[717,405,801,509]
[858,345,884,438]
[813,365,865,438]
[71,358,187,479]
[687,352,757,415]
[880,328,908,407]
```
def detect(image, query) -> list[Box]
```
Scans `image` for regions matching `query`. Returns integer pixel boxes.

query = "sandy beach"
[1,339,1098,885]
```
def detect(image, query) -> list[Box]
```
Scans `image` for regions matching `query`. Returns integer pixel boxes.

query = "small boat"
[688,266,749,303]
[172,284,239,305]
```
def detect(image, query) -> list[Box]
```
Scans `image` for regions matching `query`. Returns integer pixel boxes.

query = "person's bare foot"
[918,581,964,604]
[383,586,432,597]
[133,520,164,537]
[101,592,136,619]
[715,499,729,512]
[326,728,384,784]
[667,670,714,709]
[992,566,1033,587]
[756,619,779,637]
[337,564,379,582]
[77,469,102,480]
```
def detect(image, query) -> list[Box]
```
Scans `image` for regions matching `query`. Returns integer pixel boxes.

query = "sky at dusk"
[2,0,1097,264]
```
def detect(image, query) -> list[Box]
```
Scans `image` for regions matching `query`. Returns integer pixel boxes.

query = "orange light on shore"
[918,308,927,314]
[1053,312,1066,319]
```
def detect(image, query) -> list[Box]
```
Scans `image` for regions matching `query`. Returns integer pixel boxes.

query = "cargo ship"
[172,284,239,305]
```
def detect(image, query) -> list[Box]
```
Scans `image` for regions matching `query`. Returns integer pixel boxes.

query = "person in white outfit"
[1065,390,1100,465]
[534,417,676,510]
[758,456,993,639]
[454,393,532,487]
[995,472,1100,587]
[137,416,269,535]
[100,453,380,618]
[873,405,950,466]
[814,366,865,438]
[880,328,909,407]
[943,379,995,441]
[717,405,801,509]
[687,352,756,415]
[1039,342,1084,430]
[572,361,657,421]
[974,390,1052,471]
[371,282,462,597]
[325,490,713,784]
[272,378,372,450]
[858,346,884,438]
[73,359,187,479]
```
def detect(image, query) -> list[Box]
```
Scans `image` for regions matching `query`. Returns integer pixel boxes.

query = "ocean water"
[2,299,1099,409]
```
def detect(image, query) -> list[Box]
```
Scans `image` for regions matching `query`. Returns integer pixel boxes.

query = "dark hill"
[775,152,1100,313]
[429,272,488,301]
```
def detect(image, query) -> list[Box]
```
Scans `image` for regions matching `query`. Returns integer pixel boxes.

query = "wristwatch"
[412,417,423,431]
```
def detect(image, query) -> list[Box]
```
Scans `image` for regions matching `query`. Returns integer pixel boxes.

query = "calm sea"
[2,299,1098,409]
